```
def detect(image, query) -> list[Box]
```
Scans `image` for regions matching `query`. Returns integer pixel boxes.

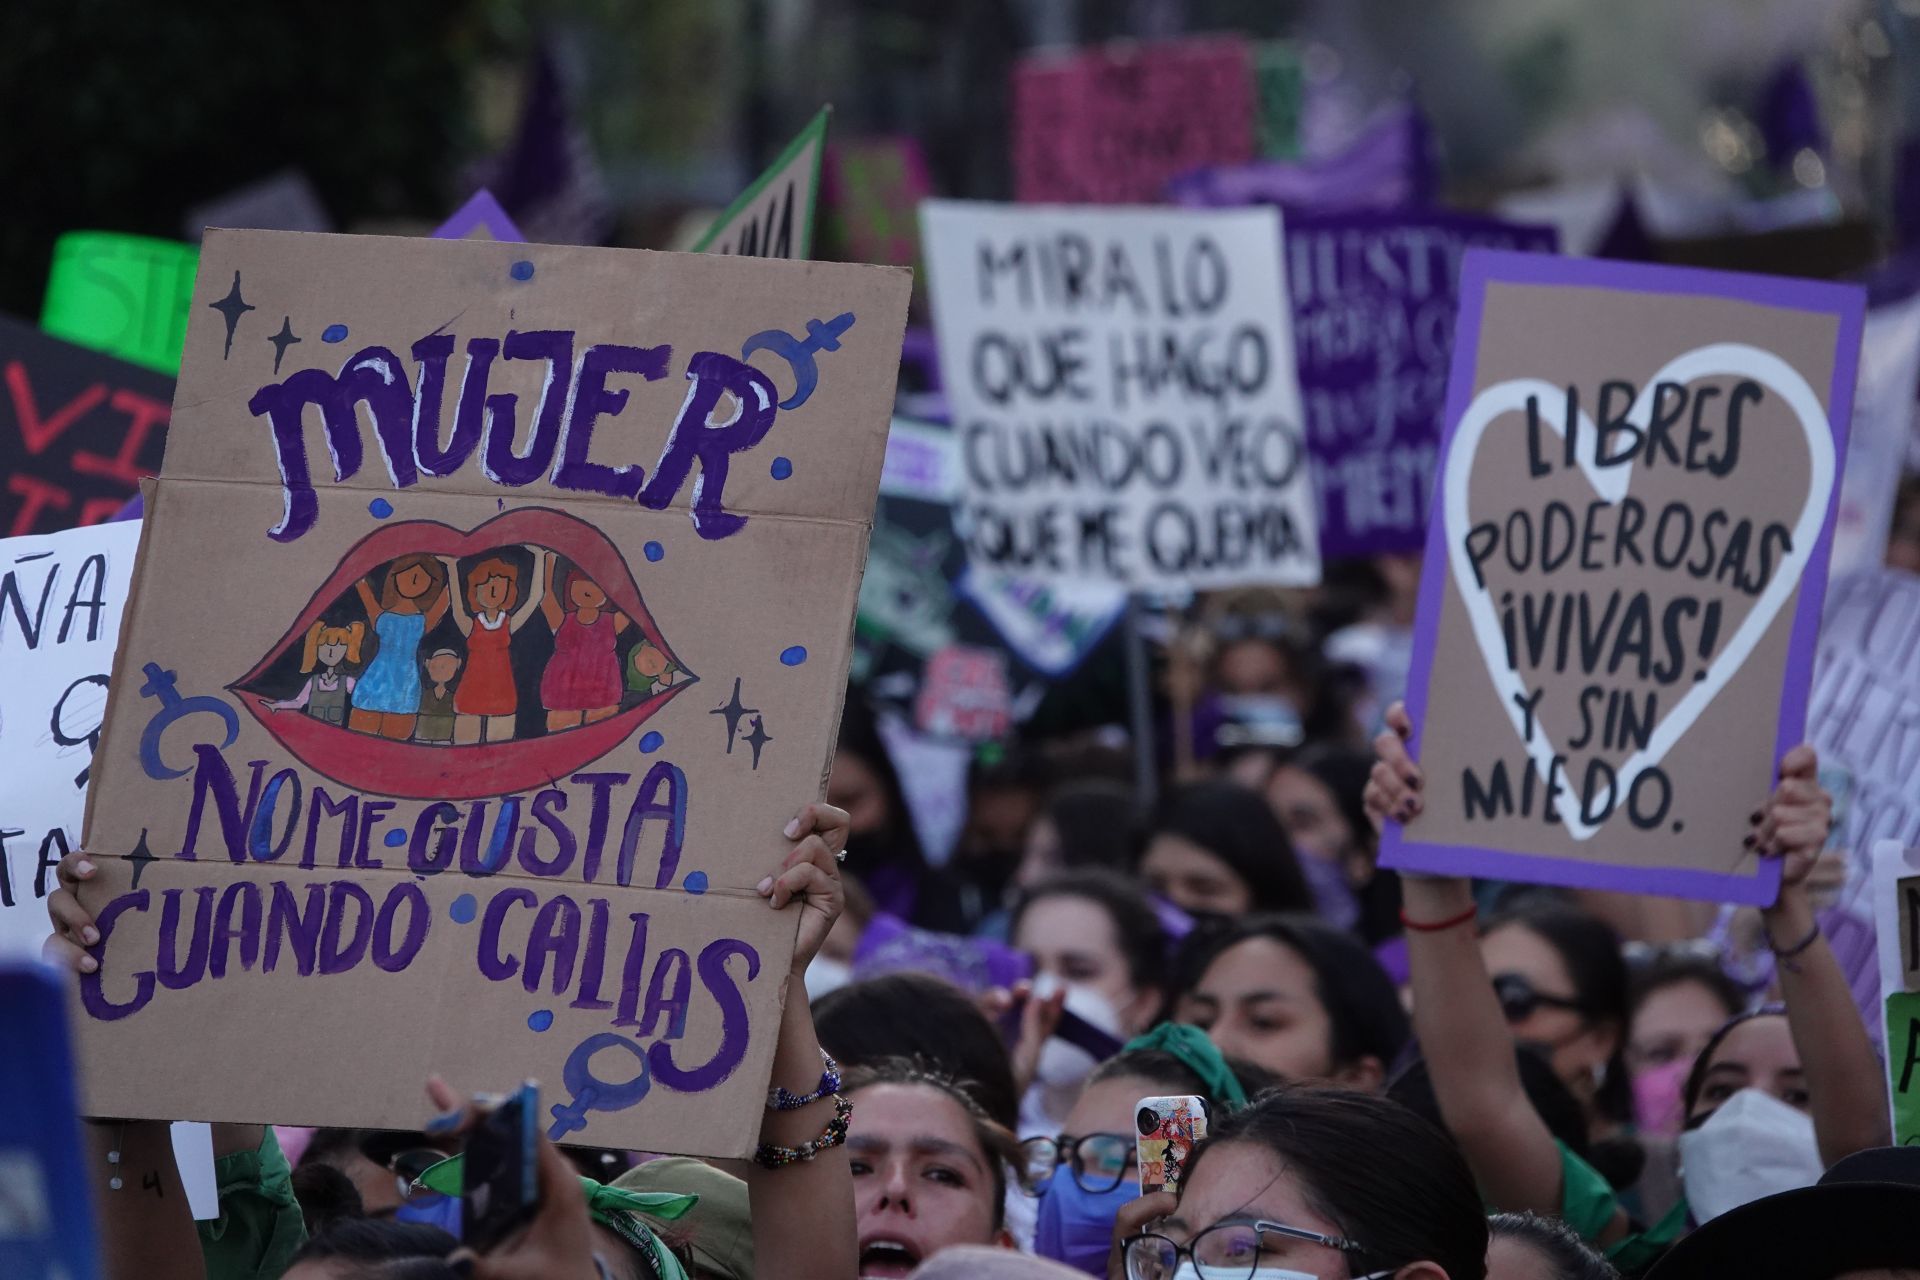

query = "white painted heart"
[1444,343,1835,841]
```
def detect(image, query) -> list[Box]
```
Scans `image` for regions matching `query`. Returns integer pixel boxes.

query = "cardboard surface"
[1810,568,1920,854]
[0,521,142,955]
[695,108,830,259]
[74,229,910,1155]
[1011,37,1253,205]
[921,200,1318,592]
[1381,252,1863,903]
[1285,210,1558,558]
[0,315,174,537]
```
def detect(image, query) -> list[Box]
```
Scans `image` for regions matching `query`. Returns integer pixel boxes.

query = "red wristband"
[1400,903,1478,933]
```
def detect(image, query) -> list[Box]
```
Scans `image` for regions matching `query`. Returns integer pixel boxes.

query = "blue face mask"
[394,1190,462,1235]
[1033,1171,1140,1276]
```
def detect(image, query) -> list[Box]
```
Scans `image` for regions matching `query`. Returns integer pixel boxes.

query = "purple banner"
[1288,210,1558,558]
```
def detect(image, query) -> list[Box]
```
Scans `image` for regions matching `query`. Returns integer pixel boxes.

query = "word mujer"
[248,337,778,543]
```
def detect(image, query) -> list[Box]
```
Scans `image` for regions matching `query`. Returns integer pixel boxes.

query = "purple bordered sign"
[1379,250,1865,905]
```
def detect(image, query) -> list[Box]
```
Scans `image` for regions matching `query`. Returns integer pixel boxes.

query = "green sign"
[694,107,830,259]
[1887,990,1920,1145]
[1254,42,1305,160]
[41,231,199,376]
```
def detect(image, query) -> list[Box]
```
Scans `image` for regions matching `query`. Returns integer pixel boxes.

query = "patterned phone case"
[1135,1094,1208,1195]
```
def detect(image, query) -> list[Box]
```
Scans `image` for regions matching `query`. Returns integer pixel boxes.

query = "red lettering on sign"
[5,362,108,455]
[6,474,73,535]
[72,388,170,486]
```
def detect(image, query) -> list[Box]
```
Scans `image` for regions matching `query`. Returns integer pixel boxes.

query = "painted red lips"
[233,507,694,800]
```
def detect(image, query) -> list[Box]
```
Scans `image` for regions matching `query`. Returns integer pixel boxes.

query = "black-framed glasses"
[1492,972,1586,1023]
[1020,1132,1134,1194]
[382,1147,450,1197]
[1124,1220,1372,1280]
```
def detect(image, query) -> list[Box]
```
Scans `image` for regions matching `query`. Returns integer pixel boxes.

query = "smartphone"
[1135,1094,1208,1197]
[461,1082,539,1251]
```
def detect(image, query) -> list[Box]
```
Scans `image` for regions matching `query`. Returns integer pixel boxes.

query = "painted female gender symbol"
[547,1032,654,1140]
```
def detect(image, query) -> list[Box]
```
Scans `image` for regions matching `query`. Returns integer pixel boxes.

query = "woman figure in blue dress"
[350,552,450,740]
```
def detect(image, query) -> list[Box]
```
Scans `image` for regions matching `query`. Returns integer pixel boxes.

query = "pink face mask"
[1633,1057,1692,1135]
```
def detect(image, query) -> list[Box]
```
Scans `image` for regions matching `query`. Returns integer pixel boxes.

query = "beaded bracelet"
[767,1047,842,1111]
[754,1093,853,1169]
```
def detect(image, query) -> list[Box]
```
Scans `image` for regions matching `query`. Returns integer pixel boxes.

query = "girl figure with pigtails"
[260,620,364,725]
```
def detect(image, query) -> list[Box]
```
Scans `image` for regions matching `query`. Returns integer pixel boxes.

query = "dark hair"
[289,1160,364,1236]
[1483,896,1632,1123]
[1488,1212,1620,1280]
[1285,744,1375,858]
[1681,1006,1787,1120]
[1389,1043,1591,1160]
[1087,1048,1281,1117]
[1010,868,1168,990]
[835,690,926,872]
[814,971,1019,1129]
[1170,913,1410,1073]
[1185,1087,1488,1280]
[1037,778,1140,873]
[844,1059,1023,1230]
[1146,780,1313,912]
[1628,952,1744,1026]
[290,1217,460,1268]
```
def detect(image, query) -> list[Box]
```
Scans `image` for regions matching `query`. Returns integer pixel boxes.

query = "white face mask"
[1031,972,1124,1088]
[802,954,852,1000]
[1678,1086,1824,1222]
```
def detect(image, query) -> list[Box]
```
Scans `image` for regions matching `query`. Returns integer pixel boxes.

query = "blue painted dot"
[527,1009,554,1032]
[684,871,709,895]
[644,541,665,563]
[771,456,794,480]
[450,893,477,924]
[322,324,349,343]
[369,498,393,519]
[779,645,808,667]
[510,260,535,281]
[383,828,407,847]
[639,731,664,753]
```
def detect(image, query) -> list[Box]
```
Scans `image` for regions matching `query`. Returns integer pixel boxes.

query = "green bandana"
[417,1155,697,1280]
[1123,1022,1250,1111]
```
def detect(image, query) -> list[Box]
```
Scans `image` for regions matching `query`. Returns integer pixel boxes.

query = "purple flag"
[1166,104,1435,212]
[466,43,614,246]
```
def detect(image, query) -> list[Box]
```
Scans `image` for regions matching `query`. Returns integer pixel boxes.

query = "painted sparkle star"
[743,716,772,770]
[267,316,301,374]
[125,827,158,891]
[208,271,256,359]
[710,677,759,754]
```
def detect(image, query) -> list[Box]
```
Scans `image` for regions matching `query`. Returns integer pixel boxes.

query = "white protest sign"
[921,201,1319,592]
[1830,292,1920,578]
[1809,568,1920,856]
[0,520,141,954]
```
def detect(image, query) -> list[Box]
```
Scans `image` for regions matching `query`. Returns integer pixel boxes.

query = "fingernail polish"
[1749,811,1763,825]
[1743,834,1756,848]
[83,927,99,945]
[783,818,800,839]
[756,876,773,894]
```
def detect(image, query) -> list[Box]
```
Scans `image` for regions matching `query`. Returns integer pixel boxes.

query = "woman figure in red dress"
[540,554,628,732]
[444,547,548,744]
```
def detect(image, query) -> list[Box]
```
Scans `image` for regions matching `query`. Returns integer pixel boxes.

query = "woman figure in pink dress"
[539,555,628,731]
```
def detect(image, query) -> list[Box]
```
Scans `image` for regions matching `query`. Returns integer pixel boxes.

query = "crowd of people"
[40,531,1920,1277]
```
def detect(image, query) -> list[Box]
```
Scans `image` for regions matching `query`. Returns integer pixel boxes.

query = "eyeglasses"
[1124,1220,1371,1280]
[1020,1132,1134,1194]
[1492,972,1586,1023]
[382,1147,451,1198]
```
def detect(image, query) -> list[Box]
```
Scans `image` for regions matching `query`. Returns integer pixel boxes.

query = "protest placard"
[41,232,199,376]
[434,190,526,243]
[1871,840,1920,1144]
[73,229,910,1155]
[1827,292,1920,578]
[822,137,933,271]
[920,201,1318,592]
[0,520,141,954]
[1809,567,1920,854]
[1,315,173,537]
[1380,251,1863,904]
[1286,210,1558,558]
[1252,42,1304,160]
[1011,37,1254,205]
[695,108,829,259]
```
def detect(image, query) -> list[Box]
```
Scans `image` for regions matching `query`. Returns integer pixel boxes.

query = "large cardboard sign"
[0,521,142,954]
[695,109,830,260]
[1,315,173,537]
[73,230,910,1155]
[920,201,1318,592]
[1287,211,1558,558]
[1809,568,1920,854]
[1011,37,1253,205]
[1381,252,1862,904]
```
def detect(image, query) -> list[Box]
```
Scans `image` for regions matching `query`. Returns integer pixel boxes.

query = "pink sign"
[1012,36,1255,205]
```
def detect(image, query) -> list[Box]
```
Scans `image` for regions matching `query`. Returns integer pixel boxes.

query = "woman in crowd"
[1009,869,1167,1041]
[828,695,935,923]
[1112,1086,1491,1280]
[1165,914,1409,1090]
[1365,700,1888,1264]
[1013,779,1139,890]
[1266,744,1401,941]
[1624,953,1743,1137]
[1137,780,1313,921]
